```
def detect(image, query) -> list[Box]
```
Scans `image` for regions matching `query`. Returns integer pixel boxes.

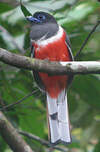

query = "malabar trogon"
[27,11,74,145]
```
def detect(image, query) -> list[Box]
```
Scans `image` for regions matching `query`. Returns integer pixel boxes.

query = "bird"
[26,11,74,145]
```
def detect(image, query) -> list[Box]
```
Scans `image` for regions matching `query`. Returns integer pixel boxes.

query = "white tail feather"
[58,93,71,143]
[47,94,60,143]
[48,116,60,143]
[47,90,71,144]
[47,94,58,115]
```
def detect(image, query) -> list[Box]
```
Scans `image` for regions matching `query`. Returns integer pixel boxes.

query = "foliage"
[0,0,100,151]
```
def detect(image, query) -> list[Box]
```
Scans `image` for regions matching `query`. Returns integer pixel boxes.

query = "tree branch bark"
[19,130,68,152]
[0,111,34,152]
[0,48,100,75]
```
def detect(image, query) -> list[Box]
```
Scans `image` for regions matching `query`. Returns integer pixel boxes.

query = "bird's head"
[26,11,59,41]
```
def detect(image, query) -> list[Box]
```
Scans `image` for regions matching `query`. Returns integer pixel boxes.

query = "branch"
[74,20,100,60]
[0,90,37,111]
[0,48,100,75]
[0,112,33,152]
[19,130,68,152]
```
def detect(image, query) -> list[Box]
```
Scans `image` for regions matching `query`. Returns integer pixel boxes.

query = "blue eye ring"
[37,14,46,20]
[26,16,41,23]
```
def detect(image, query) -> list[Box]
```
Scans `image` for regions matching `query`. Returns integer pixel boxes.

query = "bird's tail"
[47,90,71,145]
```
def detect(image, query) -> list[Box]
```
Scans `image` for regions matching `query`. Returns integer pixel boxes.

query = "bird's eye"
[37,14,46,20]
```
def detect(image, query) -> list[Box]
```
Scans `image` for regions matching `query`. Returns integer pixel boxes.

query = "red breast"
[32,29,72,98]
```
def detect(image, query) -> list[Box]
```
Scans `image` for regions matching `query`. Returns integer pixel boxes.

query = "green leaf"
[20,2,32,17]
[58,1,100,27]
[94,141,100,152]
[72,75,100,108]
[94,115,100,121]
[0,2,13,14]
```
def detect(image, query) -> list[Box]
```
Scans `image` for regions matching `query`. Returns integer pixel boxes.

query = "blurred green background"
[0,0,100,151]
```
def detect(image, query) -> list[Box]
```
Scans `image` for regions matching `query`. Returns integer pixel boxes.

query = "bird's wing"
[31,45,45,92]
[66,34,74,88]
[66,33,74,61]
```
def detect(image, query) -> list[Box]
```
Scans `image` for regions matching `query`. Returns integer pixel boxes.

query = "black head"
[27,11,57,25]
[26,11,59,41]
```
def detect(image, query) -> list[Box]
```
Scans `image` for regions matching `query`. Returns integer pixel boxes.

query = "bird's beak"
[26,16,40,23]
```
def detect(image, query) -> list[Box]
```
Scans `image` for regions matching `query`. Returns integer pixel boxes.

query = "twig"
[0,90,38,111]
[1,48,100,75]
[0,25,25,53]
[74,20,100,60]
[0,112,33,152]
[19,130,68,152]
